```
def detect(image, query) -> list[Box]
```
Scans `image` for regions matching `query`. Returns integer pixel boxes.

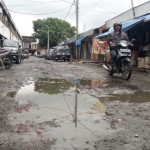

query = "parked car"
[45,49,54,60]
[52,46,71,62]
[0,39,22,64]
[39,51,46,58]
[21,50,29,59]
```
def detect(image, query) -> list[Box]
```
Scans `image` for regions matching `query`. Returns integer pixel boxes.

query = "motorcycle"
[103,39,135,80]
[0,50,12,69]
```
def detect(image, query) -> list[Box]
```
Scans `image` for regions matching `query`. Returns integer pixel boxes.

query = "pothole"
[6,77,114,148]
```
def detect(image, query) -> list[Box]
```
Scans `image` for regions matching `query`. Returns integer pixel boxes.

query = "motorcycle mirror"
[131,39,136,43]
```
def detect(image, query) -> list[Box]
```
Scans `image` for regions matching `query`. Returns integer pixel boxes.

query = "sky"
[4,0,150,36]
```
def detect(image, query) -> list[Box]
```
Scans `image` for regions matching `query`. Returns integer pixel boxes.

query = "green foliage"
[33,18,76,48]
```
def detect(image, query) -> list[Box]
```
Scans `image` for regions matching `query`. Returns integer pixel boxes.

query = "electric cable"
[28,1,63,14]
[7,0,61,7]
[22,0,75,5]
[80,0,103,9]
[8,5,72,15]
[79,3,117,14]
[88,0,115,14]
[64,0,75,21]
[63,95,75,120]
[22,0,61,3]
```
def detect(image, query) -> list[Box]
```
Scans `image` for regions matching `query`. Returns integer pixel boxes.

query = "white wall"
[0,20,10,39]
[0,20,22,44]
[31,42,37,49]
[106,1,150,28]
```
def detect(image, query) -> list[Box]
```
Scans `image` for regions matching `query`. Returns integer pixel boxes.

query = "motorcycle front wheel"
[122,61,132,80]
[4,58,12,69]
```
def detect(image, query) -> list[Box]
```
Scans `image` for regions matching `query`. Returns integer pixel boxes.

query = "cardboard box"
[132,51,139,58]
[145,57,150,69]
[145,64,150,69]
[138,58,145,68]
[131,57,138,66]
[145,57,150,63]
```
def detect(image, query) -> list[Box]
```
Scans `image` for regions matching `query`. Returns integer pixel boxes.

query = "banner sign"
[92,38,109,54]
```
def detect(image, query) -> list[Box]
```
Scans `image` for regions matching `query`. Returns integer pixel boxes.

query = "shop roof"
[144,14,150,22]
[95,14,149,38]
[106,1,150,28]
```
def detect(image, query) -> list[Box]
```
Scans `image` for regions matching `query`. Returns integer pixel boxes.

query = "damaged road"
[0,56,150,150]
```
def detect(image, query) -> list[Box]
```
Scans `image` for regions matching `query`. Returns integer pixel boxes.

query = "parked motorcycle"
[0,50,12,69]
[103,39,135,80]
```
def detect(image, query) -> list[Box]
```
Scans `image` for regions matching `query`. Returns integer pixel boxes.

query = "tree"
[33,18,76,48]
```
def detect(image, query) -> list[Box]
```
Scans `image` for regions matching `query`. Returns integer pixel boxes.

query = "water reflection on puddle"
[106,91,150,103]
[6,78,112,149]
[7,78,73,99]
[75,79,149,103]
[75,79,138,90]
[75,79,106,89]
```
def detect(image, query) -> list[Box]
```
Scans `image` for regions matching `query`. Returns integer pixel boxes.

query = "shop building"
[0,0,22,43]
[22,36,38,55]
[95,14,150,69]
[67,28,105,61]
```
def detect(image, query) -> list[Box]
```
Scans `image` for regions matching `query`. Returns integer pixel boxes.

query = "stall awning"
[75,37,86,46]
[144,14,150,22]
[95,15,148,38]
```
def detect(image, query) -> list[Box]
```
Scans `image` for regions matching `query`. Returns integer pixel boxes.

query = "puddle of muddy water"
[76,79,149,103]
[75,79,138,90]
[105,91,150,103]
[6,78,115,149]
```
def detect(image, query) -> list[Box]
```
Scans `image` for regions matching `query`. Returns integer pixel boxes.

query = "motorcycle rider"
[107,22,133,71]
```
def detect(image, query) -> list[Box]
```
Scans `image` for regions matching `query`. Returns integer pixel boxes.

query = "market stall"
[127,20,150,69]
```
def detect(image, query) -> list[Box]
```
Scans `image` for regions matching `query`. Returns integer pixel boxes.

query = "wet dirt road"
[0,56,150,150]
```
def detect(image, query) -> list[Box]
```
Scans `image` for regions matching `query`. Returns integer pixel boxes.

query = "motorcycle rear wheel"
[122,62,132,80]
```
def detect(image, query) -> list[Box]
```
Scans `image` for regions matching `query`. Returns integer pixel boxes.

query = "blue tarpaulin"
[75,37,86,46]
[95,14,150,38]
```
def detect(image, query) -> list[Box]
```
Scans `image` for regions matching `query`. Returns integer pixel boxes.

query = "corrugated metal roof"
[95,14,149,38]
[144,14,150,22]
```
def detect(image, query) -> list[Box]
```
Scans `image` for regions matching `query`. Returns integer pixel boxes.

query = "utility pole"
[47,27,50,50]
[76,0,79,39]
[131,0,135,18]
[76,0,79,59]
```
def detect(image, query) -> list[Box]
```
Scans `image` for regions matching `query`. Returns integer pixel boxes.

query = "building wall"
[31,42,38,49]
[22,36,38,50]
[0,0,22,43]
[0,20,10,39]
[106,1,150,28]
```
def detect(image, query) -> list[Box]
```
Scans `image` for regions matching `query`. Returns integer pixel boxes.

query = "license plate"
[120,49,131,52]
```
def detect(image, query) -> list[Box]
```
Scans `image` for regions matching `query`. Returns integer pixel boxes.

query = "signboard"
[92,38,108,54]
